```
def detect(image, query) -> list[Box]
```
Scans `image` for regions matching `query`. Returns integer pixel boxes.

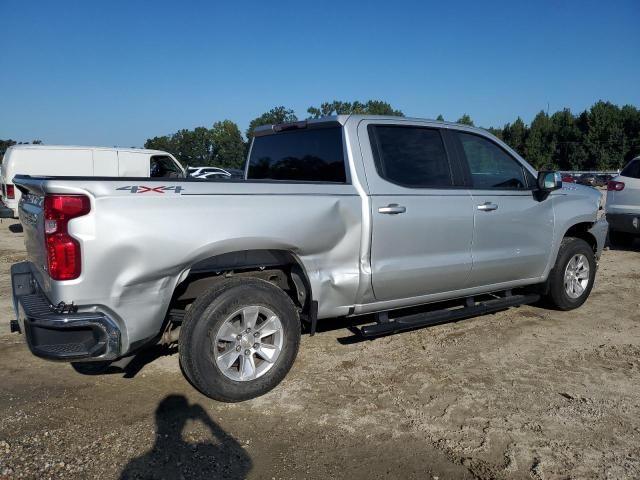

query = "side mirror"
[537,171,562,192]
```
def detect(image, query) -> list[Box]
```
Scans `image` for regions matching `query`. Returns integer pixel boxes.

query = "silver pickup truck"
[11,115,607,402]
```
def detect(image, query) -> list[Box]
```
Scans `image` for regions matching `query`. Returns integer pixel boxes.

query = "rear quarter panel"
[28,179,362,352]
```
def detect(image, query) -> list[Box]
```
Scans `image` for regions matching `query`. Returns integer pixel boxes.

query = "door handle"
[477,202,498,211]
[378,204,406,215]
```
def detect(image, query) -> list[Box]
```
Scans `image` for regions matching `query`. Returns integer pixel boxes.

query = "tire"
[545,237,596,310]
[179,277,301,402]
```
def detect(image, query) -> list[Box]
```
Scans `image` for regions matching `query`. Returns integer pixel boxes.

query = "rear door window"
[368,125,453,188]
[621,159,640,179]
[247,126,346,182]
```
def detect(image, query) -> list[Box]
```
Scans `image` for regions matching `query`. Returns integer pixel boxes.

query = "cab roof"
[252,114,490,137]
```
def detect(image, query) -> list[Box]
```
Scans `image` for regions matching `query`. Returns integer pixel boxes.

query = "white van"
[0,145,184,218]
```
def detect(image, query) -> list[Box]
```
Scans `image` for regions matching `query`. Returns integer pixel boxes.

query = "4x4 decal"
[116,185,183,194]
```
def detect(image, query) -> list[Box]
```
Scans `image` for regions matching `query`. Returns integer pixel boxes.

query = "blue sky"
[1,0,638,146]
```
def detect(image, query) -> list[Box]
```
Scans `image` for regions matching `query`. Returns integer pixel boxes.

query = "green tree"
[456,114,474,126]
[582,101,625,170]
[211,120,246,169]
[486,126,503,140]
[176,127,215,167]
[620,104,640,162]
[502,117,528,156]
[142,100,640,174]
[144,135,176,154]
[307,100,403,118]
[246,106,297,141]
[524,111,555,169]
[435,114,445,121]
[548,109,583,170]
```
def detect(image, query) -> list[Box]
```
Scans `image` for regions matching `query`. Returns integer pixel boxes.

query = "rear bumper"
[11,262,122,361]
[607,213,640,235]
[0,200,14,218]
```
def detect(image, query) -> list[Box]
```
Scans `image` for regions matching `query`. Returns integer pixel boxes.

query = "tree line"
[144,100,406,169]
[144,100,640,172]
[486,101,640,171]
[3,100,638,172]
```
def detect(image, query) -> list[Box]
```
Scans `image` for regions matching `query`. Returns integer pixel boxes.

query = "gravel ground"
[0,217,639,479]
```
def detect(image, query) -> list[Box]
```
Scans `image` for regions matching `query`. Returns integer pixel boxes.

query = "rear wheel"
[179,277,301,402]
[545,237,596,310]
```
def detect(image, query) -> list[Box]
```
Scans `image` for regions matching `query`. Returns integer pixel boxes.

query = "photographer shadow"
[8,223,23,233]
[120,395,251,480]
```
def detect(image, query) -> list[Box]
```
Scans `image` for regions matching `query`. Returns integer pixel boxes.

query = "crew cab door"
[359,121,474,301]
[451,131,554,286]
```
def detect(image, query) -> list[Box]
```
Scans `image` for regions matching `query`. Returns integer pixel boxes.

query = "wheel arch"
[171,249,314,321]
[542,219,600,284]
[563,222,598,253]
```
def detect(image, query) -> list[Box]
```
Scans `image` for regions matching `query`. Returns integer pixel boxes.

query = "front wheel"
[179,277,301,402]
[544,237,596,310]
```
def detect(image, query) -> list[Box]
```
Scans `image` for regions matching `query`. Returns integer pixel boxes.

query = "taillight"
[6,184,15,199]
[607,181,625,191]
[43,195,91,280]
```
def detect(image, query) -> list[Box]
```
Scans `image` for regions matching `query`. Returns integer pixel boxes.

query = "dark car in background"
[577,173,598,186]
[576,174,609,187]
[596,174,613,186]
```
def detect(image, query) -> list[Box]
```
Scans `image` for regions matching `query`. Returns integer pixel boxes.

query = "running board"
[358,293,540,338]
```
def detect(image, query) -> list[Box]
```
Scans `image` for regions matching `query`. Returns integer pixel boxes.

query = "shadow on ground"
[607,237,640,252]
[119,394,251,479]
[71,344,179,378]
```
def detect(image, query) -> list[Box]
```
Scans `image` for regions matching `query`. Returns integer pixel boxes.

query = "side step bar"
[358,293,540,338]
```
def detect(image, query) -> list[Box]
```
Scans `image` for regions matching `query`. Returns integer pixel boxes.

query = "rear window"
[247,126,346,183]
[621,159,640,179]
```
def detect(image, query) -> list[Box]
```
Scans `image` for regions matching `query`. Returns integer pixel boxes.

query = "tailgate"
[13,177,49,286]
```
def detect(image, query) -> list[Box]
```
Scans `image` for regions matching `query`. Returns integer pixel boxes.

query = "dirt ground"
[0,218,639,480]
